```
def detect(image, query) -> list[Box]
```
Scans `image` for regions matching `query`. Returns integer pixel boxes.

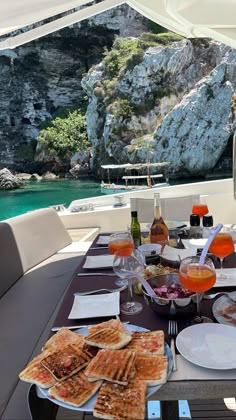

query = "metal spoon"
[204,292,236,303]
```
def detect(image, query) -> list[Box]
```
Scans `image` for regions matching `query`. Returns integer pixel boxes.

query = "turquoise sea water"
[0,176,227,221]
[0,178,105,221]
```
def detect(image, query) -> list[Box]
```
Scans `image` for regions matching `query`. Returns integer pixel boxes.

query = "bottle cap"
[190,214,200,226]
[203,215,213,227]
[131,211,138,217]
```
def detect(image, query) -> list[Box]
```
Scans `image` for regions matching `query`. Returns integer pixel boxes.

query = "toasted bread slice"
[48,371,102,407]
[19,352,55,388]
[41,344,91,381]
[84,328,131,350]
[85,349,136,385]
[125,330,164,355]
[133,354,168,386]
[93,380,147,419]
[43,328,85,351]
[88,319,125,335]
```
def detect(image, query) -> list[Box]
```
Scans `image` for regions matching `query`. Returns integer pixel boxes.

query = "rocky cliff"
[0,4,235,178]
[82,37,235,178]
[0,4,147,173]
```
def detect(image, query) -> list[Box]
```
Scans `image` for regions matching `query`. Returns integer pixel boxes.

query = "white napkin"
[83,254,114,269]
[161,245,196,262]
[96,235,110,245]
[68,292,120,319]
[214,268,236,287]
[169,355,236,381]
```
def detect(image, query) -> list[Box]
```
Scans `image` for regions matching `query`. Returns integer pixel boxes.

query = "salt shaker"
[202,215,214,238]
[189,214,202,239]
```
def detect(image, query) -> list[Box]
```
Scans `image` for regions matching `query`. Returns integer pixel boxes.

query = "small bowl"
[159,254,180,269]
[142,273,200,318]
[138,244,161,257]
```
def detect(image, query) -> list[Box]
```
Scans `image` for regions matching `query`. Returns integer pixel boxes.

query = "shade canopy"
[0,0,236,50]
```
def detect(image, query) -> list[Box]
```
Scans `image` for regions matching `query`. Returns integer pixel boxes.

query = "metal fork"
[168,319,178,372]
[74,285,127,296]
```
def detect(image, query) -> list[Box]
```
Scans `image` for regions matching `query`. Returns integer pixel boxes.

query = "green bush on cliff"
[103,38,142,78]
[37,110,89,158]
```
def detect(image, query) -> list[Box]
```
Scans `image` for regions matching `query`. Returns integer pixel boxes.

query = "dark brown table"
[28,234,236,420]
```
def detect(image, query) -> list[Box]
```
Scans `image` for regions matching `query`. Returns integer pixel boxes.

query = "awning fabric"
[0,0,236,50]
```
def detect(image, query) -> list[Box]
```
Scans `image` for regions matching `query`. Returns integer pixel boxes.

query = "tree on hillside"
[37,109,90,159]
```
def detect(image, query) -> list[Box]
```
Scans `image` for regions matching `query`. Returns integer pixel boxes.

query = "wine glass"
[179,255,216,323]
[208,230,234,281]
[113,248,145,315]
[192,197,209,218]
[108,231,134,256]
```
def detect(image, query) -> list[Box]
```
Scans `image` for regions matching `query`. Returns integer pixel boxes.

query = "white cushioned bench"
[0,208,84,420]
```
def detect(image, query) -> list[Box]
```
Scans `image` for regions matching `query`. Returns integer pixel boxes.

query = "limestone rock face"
[83,38,235,177]
[153,63,234,176]
[0,168,23,190]
[0,5,147,173]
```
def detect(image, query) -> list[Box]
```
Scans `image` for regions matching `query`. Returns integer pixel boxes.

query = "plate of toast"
[19,319,173,419]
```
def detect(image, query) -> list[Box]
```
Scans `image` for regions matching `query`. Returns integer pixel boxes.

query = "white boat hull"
[59,178,236,233]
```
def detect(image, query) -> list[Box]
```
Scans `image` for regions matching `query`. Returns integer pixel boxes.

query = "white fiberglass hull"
[59,178,235,233]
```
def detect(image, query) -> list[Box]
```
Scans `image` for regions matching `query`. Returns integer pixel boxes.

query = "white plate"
[83,254,114,269]
[176,323,236,369]
[182,238,207,250]
[68,292,120,319]
[38,324,173,412]
[96,235,110,245]
[212,292,236,327]
[161,245,196,262]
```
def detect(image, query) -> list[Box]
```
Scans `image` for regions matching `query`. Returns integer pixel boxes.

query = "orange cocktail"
[179,263,216,293]
[208,232,234,259]
[108,232,134,257]
[192,204,209,218]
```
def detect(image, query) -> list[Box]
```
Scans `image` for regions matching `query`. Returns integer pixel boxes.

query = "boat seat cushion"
[0,252,82,420]
[0,208,72,298]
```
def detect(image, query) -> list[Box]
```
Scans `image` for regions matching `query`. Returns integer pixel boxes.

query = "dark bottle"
[130,211,141,248]
[202,214,214,238]
[189,214,202,239]
[150,193,169,248]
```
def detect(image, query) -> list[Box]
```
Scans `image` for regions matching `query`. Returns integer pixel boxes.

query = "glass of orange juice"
[179,255,216,322]
[108,232,134,256]
[208,231,234,280]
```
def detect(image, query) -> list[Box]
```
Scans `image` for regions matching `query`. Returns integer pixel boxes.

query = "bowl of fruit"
[142,272,200,318]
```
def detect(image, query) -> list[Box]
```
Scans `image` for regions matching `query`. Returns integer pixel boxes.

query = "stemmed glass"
[108,231,134,256]
[179,255,216,322]
[192,198,209,218]
[113,248,145,315]
[208,230,234,280]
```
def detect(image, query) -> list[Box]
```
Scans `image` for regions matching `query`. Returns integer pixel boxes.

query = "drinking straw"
[199,223,223,265]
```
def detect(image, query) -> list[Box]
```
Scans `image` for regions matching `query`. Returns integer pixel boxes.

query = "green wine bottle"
[131,211,141,248]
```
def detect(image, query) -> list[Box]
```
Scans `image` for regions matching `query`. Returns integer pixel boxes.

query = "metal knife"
[51,321,130,332]
[51,325,90,332]
[77,272,115,276]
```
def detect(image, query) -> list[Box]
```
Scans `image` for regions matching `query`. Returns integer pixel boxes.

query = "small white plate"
[176,323,236,369]
[83,254,114,269]
[68,292,120,319]
[212,292,236,326]
[138,244,161,257]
